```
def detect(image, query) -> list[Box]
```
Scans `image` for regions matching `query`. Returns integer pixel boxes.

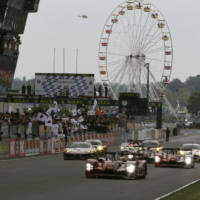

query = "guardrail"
[0,133,115,160]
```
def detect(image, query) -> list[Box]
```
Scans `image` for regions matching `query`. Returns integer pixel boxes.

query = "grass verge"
[163,181,200,200]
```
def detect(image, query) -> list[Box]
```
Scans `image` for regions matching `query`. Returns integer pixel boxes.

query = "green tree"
[167,78,184,92]
[187,92,200,114]
[185,75,200,92]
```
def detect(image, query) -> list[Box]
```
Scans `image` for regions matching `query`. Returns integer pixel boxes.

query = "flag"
[92,99,98,111]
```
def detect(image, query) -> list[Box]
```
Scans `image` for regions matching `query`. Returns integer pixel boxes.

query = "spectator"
[51,120,59,137]
[62,122,69,145]
[166,127,170,142]
[26,119,32,139]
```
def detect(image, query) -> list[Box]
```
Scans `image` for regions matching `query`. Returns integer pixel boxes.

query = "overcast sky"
[16,0,200,82]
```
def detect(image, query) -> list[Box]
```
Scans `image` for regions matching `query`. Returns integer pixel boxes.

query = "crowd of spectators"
[0,103,120,141]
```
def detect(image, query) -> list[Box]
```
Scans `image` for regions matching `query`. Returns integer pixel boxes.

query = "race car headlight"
[88,149,95,153]
[128,154,134,159]
[64,148,71,153]
[179,151,185,156]
[121,146,125,151]
[86,163,94,171]
[185,157,192,165]
[126,164,136,173]
[155,156,161,163]
[97,145,103,151]
[156,147,161,152]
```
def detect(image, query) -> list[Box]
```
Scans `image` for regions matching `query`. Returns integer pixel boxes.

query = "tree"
[185,75,200,92]
[187,92,200,114]
[167,78,184,92]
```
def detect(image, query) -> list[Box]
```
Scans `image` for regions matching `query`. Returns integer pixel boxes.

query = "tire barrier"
[0,133,115,159]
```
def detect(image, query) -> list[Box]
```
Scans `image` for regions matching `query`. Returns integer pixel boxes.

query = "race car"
[120,140,144,153]
[180,143,200,162]
[119,150,148,161]
[154,147,195,168]
[63,142,96,160]
[85,152,147,180]
[85,139,107,153]
[141,140,162,161]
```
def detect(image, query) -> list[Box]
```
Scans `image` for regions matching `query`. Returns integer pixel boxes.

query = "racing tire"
[184,163,194,169]
[86,175,94,179]
[191,161,195,168]
[140,164,147,179]
[124,173,137,180]
[155,163,160,168]
[63,154,69,160]
[140,175,146,179]
[85,173,95,179]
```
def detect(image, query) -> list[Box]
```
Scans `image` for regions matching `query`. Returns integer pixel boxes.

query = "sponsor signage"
[0,96,118,106]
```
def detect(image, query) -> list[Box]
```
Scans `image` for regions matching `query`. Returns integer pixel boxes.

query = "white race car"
[63,142,96,160]
[120,140,143,152]
[142,140,162,161]
[180,143,200,162]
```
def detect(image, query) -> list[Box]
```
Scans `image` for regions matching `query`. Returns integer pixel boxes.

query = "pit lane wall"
[0,133,114,159]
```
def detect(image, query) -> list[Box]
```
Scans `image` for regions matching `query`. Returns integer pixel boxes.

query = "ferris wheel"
[98,0,173,100]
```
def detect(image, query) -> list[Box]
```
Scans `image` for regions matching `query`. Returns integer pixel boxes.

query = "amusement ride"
[98,0,173,105]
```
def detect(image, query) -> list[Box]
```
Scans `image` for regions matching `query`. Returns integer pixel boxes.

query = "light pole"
[76,48,78,74]
[53,48,56,73]
[75,15,88,74]
[63,48,66,73]
[145,63,150,111]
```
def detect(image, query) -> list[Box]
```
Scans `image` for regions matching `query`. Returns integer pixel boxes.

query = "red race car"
[85,152,147,180]
[154,147,195,169]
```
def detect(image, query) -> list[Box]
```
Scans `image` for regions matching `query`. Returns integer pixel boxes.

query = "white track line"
[155,179,200,200]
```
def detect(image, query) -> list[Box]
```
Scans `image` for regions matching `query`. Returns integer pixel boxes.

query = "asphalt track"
[1,131,200,200]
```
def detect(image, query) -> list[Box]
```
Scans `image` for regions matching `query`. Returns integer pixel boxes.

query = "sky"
[15,0,200,82]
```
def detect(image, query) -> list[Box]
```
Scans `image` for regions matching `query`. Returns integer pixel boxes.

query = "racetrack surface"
[1,129,200,200]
